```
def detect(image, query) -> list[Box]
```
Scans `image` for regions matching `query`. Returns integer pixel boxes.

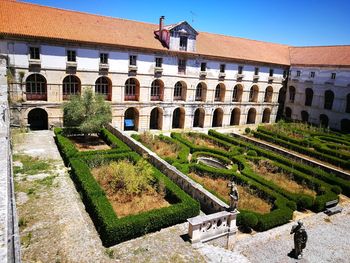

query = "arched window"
[63,75,81,100]
[289,86,296,103]
[230,108,240,125]
[341,119,350,133]
[285,107,292,119]
[193,108,205,128]
[324,90,334,110]
[124,78,139,101]
[172,107,185,128]
[249,85,259,102]
[346,94,350,113]
[25,74,47,101]
[301,111,309,122]
[305,88,313,106]
[247,108,257,124]
[212,108,223,127]
[95,76,111,100]
[319,114,329,127]
[264,86,273,103]
[214,83,225,102]
[232,85,243,102]
[174,81,186,101]
[195,83,207,101]
[150,107,163,130]
[262,108,271,123]
[124,107,139,131]
[151,79,164,101]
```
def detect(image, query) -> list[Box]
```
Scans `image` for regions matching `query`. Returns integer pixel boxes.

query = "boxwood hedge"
[54,131,199,246]
[209,129,350,197]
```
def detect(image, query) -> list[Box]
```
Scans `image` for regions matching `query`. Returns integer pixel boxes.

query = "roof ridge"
[16,0,159,27]
[291,45,350,48]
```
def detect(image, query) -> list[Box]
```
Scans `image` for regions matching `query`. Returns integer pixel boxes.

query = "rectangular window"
[297,70,301,77]
[254,67,259,75]
[129,55,137,66]
[283,70,287,78]
[178,59,186,74]
[201,62,207,72]
[220,64,226,73]
[179,36,188,51]
[155,57,163,68]
[67,50,76,62]
[238,65,243,74]
[310,71,315,78]
[331,73,336,79]
[29,47,40,60]
[100,53,108,64]
[269,69,274,77]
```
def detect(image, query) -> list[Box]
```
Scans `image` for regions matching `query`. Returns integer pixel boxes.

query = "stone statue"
[290,220,308,259]
[228,181,239,211]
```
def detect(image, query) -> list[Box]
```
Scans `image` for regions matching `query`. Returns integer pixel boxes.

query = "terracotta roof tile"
[289,46,350,67]
[1,1,349,67]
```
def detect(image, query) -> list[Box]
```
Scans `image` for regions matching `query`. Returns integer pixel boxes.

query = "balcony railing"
[151,95,162,101]
[26,93,47,101]
[124,95,138,101]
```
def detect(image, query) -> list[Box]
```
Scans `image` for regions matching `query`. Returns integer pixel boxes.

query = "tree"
[63,88,112,135]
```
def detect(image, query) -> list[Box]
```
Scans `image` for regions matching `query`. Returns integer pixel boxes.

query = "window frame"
[296,70,301,77]
[29,46,40,60]
[238,65,243,74]
[254,67,259,75]
[269,68,274,77]
[155,57,163,68]
[179,36,188,51]
[201,62,207,72]
[100,53,109,64]
[129,55,137,66]
[310,71,315,78]
[178,59,186,74]
[67,50,77,62]
[331,73,336,80]
[220,64,226,73]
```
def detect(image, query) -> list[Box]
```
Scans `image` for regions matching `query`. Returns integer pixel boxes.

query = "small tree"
[63,88,112,136]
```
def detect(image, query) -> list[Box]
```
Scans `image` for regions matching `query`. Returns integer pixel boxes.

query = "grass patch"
[21,231,32,248]
[13,154,53,175]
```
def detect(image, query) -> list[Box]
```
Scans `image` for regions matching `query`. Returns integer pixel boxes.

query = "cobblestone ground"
[12,130,350,263]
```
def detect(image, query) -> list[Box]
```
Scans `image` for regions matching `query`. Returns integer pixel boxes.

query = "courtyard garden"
[134,129,348,232]
[252,121,350,171]
[54,128,199,246]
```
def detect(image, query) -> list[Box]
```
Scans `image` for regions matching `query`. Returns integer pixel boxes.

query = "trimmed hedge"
[171,132,236,158]
[56,132,199,246]
[132,133,190,164]
[236,155,338,212]
[209,129,350,197]
[255,127,350,169]
[190,161,294,231]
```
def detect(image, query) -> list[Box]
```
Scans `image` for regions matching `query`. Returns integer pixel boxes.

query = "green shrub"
[331,185,342,195]
[296,196,313,210]
[246,150,257,156]
[238,213,258,232]
[245,127,251,134]
[55,131,200,246]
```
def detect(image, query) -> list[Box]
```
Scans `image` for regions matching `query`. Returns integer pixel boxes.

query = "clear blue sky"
[22,0,350,46]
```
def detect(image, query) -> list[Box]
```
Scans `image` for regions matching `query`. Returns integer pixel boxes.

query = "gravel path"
[233,200,350,263]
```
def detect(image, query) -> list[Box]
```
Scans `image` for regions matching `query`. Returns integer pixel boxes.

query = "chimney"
[159,16,165,32]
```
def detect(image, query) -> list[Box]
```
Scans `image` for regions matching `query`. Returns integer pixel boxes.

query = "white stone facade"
[2,40,286,131]
[285,66,350,131]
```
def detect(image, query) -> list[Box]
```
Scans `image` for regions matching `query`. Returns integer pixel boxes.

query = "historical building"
[0,1,349,132]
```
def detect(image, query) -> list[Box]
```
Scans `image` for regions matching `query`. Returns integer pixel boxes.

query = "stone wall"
[106,124,229,214]
[0,56,21,262]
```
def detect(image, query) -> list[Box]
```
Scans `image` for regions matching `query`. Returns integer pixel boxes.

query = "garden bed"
[69,135,111,151]
[54,128,199,246]
[189,172,272,214]
[248,158,317,197]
